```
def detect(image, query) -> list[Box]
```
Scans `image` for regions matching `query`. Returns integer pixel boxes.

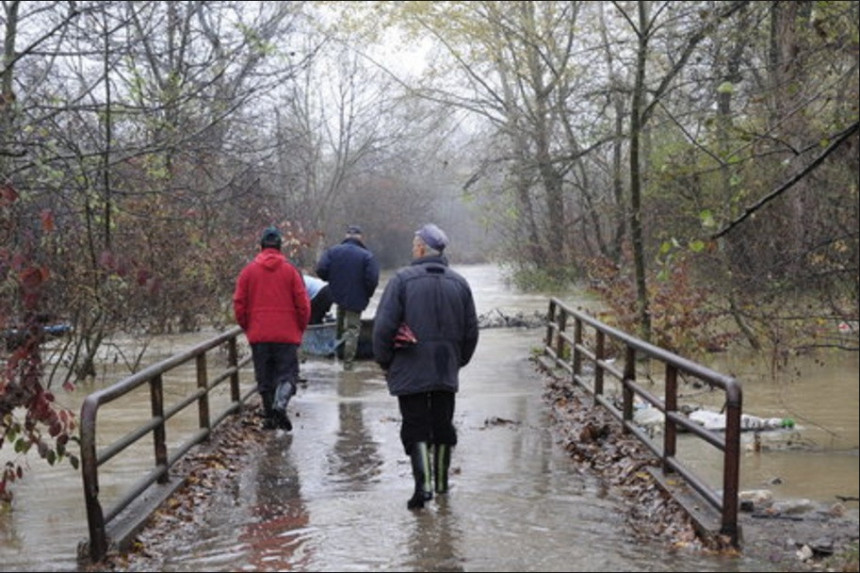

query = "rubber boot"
[407,442,433,510]
[433,443,451,494]
[261,391,277,430]
[273,381,295,431]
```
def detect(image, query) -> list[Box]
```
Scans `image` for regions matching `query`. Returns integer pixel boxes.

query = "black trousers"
[250,342,299,394]
[397,391,457,455]
[309,285,334,325]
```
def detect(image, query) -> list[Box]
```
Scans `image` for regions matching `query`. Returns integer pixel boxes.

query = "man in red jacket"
[234,226,310,431]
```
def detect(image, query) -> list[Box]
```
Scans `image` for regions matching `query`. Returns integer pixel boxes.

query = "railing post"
[197,353,210,431]
[621,346,635,433]
[80,396,108,562]
[594,330,605,402]
[228,336,240,404]
[722,381,743,544]
[150,374,168,484]
[545,299,557,354]
[663,363,678,474]
[572,317,582,379]
[555,307,567,366]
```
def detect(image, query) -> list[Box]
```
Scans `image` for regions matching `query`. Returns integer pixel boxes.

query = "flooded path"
[120,327,787,572]
[1,264,856,571]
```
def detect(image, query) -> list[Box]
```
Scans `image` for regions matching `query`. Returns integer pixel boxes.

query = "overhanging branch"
[712,121,859,240]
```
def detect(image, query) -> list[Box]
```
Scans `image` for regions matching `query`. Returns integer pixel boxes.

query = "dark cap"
[260,226,282,248]
[346,225,363,235]
[415,223,448,251]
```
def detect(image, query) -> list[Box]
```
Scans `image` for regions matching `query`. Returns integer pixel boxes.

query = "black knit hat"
[260,226,282,249]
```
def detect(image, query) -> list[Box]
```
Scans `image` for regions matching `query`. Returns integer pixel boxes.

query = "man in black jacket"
[316,225,380,370]
[372,223,479,510]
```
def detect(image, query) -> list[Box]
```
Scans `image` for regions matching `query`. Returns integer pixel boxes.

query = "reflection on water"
[327,398,385,490]
[404,500,465,573]
[239,436,311,572]
[0,264,856,572]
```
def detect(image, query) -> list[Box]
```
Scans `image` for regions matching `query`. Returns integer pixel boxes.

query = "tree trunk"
[629,0,651,343]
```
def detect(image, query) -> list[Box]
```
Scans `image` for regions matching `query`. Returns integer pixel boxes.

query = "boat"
[301,318,374,360]
[2,323,72,351]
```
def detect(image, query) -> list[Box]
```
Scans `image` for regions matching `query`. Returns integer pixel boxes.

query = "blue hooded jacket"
[316,237,379,312]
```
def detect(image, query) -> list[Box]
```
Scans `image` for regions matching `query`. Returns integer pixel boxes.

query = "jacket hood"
[255,249,286,271]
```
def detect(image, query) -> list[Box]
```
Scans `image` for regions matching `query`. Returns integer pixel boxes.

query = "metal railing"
[538,298,742,546]
[78,326,255,563]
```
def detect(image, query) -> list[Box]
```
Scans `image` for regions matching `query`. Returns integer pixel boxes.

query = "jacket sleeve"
[365,253,380,298]
[459,287,479,367]
[315,250,330,281]
[372,277,401,369]
[292,270,311,332]
[233,270,248,331]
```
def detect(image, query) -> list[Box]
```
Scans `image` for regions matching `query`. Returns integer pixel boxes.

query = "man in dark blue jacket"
[316,225,380,370]
[372,223,479,509]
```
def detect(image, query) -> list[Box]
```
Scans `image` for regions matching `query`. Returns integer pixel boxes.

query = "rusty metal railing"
[77,326,255,563]
[538,298,742,546]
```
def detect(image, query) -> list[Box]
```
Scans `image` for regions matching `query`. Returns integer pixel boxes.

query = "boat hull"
[301,319,374,360]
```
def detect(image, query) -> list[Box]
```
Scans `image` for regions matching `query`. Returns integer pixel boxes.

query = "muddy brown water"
[1,264,857,571]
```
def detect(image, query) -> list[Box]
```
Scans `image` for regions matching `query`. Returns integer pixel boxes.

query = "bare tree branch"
[712,120,859,239]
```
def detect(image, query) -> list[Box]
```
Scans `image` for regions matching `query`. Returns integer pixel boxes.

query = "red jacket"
[233,249,310,344]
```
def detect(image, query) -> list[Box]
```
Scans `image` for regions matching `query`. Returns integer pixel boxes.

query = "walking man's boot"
[273,381,295,431]
[261,390,277,430]
[433,443,451,494]
[407,442,433,510]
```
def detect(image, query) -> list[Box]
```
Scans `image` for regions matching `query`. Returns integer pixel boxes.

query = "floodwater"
[0,264,857,572]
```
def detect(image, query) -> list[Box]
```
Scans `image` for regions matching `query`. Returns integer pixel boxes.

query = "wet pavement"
[118,327,790,572]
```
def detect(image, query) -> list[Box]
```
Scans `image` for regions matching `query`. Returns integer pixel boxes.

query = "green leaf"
[699,210,716,229]
[717,81,734,94]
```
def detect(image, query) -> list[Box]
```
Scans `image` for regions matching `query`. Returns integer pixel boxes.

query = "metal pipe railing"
[78,326,254,562]
[540,298,743,546]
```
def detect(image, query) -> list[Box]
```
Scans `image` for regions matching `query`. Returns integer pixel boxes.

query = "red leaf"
[19,267,45,290]
[0,183,18,206]
[40,210,55,233]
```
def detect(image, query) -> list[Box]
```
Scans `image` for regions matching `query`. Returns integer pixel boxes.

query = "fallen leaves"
[543,378,705,550]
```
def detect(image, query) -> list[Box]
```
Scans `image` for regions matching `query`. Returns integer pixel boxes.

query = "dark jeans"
[309,285,334,325]
[250,342,300,395]
[397,391,457,455]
